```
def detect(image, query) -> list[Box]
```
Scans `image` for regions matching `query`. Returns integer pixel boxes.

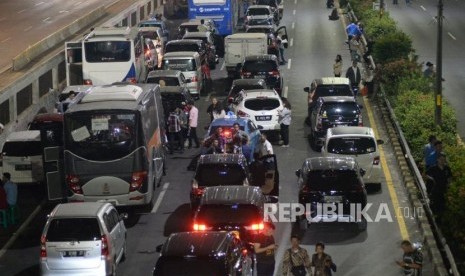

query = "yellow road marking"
[363,96,409,240]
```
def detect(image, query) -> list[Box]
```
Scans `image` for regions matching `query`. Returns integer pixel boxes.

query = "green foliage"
[373,31,413,63]
[363,11,398,41]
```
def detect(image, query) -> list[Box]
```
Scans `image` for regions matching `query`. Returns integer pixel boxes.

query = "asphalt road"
[0,0,433,275]
[386,0,465,138]
[0,0,118,71]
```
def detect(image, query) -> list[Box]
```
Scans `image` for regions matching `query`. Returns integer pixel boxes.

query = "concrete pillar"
[52,67,59,91]
[9,95,16,122]
[32,79,40,105]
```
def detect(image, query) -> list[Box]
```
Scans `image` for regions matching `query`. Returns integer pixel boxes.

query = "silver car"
[40,202,128,276]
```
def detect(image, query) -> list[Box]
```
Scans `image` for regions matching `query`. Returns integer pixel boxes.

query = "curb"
[375,96,449,275]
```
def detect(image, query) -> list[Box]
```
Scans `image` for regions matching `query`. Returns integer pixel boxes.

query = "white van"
[321,126,384,191]
[1,130,44,184]
[161,51,203,98]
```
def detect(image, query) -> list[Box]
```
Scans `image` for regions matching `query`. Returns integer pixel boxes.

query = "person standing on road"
[282,235,312,276]
[2,173,17,207]
[423,62,435,78]
[425,140,443,169]
[333,55,343,77]
[202,61,213,94]
[311,242,337,276]
[258,133,273,157]
[278,99,292,147]
[207,97,221,122]
[396,240,423,275]
[197,19,208,32]
[167,110,183,154]
[253,222,277,276]
[426,153,452,219]
[346,60,362,97]
[241,136,253,163]
[187,101,200,148]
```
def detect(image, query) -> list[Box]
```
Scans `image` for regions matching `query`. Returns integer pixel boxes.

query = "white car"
[231,89,283,133]
[321,126,384,191]
[246,5,277,25]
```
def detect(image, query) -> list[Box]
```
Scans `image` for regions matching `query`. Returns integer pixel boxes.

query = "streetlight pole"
[435,0,443,126]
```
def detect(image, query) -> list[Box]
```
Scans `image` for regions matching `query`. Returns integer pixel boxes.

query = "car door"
[258,154,279,198]
[275,26,288,41]
[103,211,119,259]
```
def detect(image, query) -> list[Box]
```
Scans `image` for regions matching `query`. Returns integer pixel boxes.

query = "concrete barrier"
[12,6,106,71]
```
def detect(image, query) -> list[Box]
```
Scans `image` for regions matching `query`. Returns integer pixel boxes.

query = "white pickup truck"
[224,33,268,78]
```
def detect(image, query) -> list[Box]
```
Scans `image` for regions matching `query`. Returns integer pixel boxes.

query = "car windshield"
[196,204,261,225]
[64,112,137,161]
[306,170,361,191]
[257,0,278,7]
[2,141,42,156]
[162,59,196,71]
[248,8,270,16]
[84,41,131,62]
[244,98,280,111]
[242,61,277,72]
[315,85,353,98]
[155,258,225,276]
[195,163,246,186]
[230,85,266,98]
[46,218,100,242]
[321,102,359,117]
[147,76,181,86]
[327,137,376,155]
[165,43,200,53]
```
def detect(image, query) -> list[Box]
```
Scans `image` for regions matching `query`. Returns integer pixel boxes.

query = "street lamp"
[434,0,443,126]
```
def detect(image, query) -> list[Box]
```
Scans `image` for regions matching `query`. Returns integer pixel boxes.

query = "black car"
[190,154,251,209]
[159,86,193,119]
[193,186,267,241]
[295,157,368,231]
[165,39,208,64]
[240,55,283,96]
[226,79,268,107]
[304,77,354,112]
[153,231,255,276]
[309,96,363,150]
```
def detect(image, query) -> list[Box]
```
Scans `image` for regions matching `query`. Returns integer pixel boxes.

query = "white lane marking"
[294,0,297,4]
[432,16,437,23]
[293,9,296,15]
[24,26,32,31]
[220,60,225,71]
[43,17,51,22]
[17,9,27,14]
[1,37,11,43]
[291,22,295,29]
[283,86,289,98]
[74,2,82,6]
[290,38,293,47]
[59,10,69,13]
[420,5,426,11]
[287,58,291,70]
[151,182,170,213]
[448,32,457,40]
[35,1,44,6]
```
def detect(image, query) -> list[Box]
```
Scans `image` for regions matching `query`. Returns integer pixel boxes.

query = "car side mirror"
[295,169,301,178]
[155,244,163,253]
[360,168,366,177]
[119,212,129,221]
[257,125,264,130]
[303,87,310,93]
[377,139,384,145]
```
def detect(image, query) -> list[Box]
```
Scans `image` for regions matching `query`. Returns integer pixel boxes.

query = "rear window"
[327,137,376,155]
[306,170,361,191]
[155,258,224,276]
[162,59,196,71]
[197,204,261,225]
[2,141,42,156]
[244,98,280,111]
[165,43,200,53]
[248,18,272,26]
[147,76,181,86]
[315,85,353,98]
[321,102,359,117]
[186,36,208,44]
[247,8,270,16]
[246,28,272,34]
[195,164,246,186]
[46,218,100,242]
[230,84,265,97]
[242,60,277,72]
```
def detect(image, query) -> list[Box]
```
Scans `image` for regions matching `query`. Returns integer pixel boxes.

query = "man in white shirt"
[187,101,200,148]
[258,133,274,168]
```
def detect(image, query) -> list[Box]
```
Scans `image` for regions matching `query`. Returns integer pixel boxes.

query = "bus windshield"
[64,112,138,161]
[84,41,131,62]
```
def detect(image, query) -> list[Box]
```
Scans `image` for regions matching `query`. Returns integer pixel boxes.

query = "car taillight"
[130,171,147,192]
[126,77,137,84]
[240,70,251,77]
[191,76,198,82]
[269,70,280,77]
[66,174,82,194]
[40,235,47,259]
[101,235,110,259]
[193,223,212,231]
[358,114,363,126]
[351,185,365,193]
[237,110,250,118]
[245,222,264,231]
[145,49,151,56]
[373,156,380,165]
[83,79,93,85]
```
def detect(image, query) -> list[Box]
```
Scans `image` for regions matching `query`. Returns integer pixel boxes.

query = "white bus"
[65,27,149,86]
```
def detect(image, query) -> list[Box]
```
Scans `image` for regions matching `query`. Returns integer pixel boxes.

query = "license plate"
[254,75,265,79]
[64,251,85,257]
[15,164,32,171]
[324,196,343,203]
[255,115,271,121]
[334,124,348,127]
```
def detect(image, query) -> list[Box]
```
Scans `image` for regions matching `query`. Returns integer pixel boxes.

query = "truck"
[224,33,268,78]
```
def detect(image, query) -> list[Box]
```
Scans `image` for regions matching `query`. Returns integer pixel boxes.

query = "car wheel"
[357,217,367,231]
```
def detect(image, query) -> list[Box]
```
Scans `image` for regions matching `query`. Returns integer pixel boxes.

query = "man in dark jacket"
[345,60,362,97]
